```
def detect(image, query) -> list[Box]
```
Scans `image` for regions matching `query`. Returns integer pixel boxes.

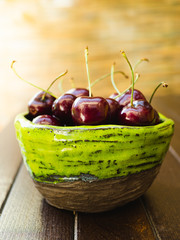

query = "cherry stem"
[149,82,168,104]
[111,63,121,95]
[114,73,140,99]
[58,78,64,94]
[133,58,149,71]
[41,70,68,100]
[90,70,128,88]
[48,70,68,92]
[11,60,61,99]
[120,51,135,107]
[85,47,91,97]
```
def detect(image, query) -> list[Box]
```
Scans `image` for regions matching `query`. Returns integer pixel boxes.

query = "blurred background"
[0,0,180,130]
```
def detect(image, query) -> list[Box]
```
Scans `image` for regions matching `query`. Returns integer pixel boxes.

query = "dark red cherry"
[118,99,155,126]
[66,88,90,97]
[52,94,76,126]
[118,89,146,107]
[71,48,110,125]
[71,96,109,125]
[32,115,61,126]
[28,91,56,118]
[106,98,120,124]
[109,89,146,109]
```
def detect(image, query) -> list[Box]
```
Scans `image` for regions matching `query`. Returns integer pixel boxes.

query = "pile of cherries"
[12,49,167,127]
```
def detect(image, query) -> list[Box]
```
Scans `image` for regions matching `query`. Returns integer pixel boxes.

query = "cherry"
[52,93,76,126]
[32,115,61,126]
[106,98,120,124]
[72,96,109,125]
[66,88,90,97]
[117,51,155,126]
[108,65,144,120]
[118,80,168,126]
[117,51,168,126]
[28,91,56,117]
[71,47,109,125]
[118,100,155,126]
[109,88,146,108]
[116,89,146,108]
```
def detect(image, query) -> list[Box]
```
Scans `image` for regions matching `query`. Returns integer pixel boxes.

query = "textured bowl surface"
[15,112,174,212]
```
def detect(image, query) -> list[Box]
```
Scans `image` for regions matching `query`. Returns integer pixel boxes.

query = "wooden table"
[0,0,180,239]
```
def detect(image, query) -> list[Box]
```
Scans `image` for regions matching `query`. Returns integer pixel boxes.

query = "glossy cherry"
[71,47,109,125]
[106,98,120,124]
[52,93,76,126]
[116,51,158,126]
[71,96,109,125]
[118,100,156,126]
[66,88,90,97]
[28,91,56,118]
[116,89,146,108]
[32,115,61,126]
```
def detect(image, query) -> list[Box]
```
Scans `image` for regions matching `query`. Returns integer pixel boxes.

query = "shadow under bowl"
[15,113,174,213]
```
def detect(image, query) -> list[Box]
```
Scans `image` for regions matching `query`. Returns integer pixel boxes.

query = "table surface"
[0,0,180,239]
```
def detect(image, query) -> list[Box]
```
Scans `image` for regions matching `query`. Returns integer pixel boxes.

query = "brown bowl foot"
[33,165,160,213]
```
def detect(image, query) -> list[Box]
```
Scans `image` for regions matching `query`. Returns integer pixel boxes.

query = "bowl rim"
[15,112,174,131]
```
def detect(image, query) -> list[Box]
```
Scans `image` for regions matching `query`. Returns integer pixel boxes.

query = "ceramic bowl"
[15,113,174,212]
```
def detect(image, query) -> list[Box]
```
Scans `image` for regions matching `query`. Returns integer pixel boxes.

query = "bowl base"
[33,165,161,213]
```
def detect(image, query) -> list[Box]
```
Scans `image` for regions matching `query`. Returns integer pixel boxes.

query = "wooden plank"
[77,199,155,240]
[153,94,180,156]
[77,150,180,240]
[0,164,74,240]
[0,119,22,211]
[142,151,180,240]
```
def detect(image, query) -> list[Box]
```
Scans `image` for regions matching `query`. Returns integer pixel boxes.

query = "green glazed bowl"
[15,113,174,212]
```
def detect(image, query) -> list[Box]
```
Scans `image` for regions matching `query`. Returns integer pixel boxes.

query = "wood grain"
[0,120,21,212]
[0,165,74,240]
[141,152,180,240]
[77,199,155,240]
[153,95,180,156]
[76,150,180,240]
